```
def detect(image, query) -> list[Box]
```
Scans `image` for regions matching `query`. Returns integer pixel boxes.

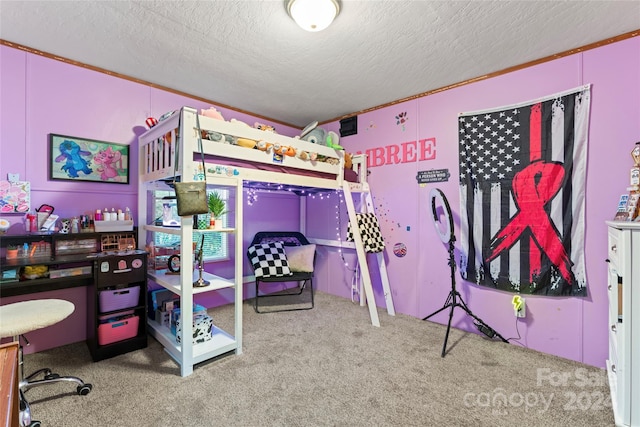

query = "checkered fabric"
[347,213,385,253]
[247,241,293,278]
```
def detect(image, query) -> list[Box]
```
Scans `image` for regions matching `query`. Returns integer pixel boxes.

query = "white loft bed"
[140,107,369,193]
[138,107,394,374]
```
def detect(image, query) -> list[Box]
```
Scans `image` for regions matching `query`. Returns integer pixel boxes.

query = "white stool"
[0,299,92,427]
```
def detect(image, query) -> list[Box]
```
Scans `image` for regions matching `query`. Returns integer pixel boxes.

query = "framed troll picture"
[49,134,130,184]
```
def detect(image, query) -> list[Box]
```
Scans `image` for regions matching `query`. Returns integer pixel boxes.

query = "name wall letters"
[358,138,436,168]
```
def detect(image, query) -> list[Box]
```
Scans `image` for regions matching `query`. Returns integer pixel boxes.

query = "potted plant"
[207,191,228,229]
[5,244,19,259]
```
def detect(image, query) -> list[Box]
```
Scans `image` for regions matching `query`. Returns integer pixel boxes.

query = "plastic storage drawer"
[99,285,140,313]
[98,315,139,345]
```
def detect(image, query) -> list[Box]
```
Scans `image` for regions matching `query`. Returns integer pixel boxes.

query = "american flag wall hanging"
[458,85,591,296]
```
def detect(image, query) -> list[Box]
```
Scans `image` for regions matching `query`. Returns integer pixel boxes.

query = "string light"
[333,190,360,303]
[244,183,359,301]
[246,187,258,206]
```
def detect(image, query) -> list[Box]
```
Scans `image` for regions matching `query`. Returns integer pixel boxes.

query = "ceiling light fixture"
[286,0,340,32]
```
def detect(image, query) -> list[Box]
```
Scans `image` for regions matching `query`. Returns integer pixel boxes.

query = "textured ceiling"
[1,1,639,127]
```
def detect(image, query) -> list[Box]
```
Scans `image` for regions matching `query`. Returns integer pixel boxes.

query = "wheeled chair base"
[19,367,93,427]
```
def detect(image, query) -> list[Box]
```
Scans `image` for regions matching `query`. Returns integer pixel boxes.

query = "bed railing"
[139,107,350,186]
[350,154,368,186]
[139,112,180,183]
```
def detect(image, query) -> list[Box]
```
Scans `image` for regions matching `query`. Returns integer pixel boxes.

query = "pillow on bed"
[248,242,292,278]
[285,244,316,273]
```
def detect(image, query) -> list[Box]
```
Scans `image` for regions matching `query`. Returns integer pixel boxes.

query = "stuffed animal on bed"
[301,127,343,150]
[256,140,273,152]
[254,122,277,133]
[271,144,296,157]
[236,138,257,149]
[344,152,353,169]
[201,107,225,120]
[325,131,342,150]
[301,126,346,165]
[301,127,327,146]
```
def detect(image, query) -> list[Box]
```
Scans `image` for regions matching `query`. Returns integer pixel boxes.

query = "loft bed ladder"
[342,181,395,327]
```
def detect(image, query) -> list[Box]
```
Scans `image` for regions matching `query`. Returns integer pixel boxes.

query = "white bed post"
[299,195,307,235]
[234,178,243,355]
[178,107,197,377]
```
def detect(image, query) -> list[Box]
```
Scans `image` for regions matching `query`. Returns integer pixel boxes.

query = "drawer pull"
[611,324,617,333]
[611,364,616,373]
[611,245,617,253]
[608,284,612,290]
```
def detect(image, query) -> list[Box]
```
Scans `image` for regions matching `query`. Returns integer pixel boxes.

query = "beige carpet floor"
[21,291,615,426]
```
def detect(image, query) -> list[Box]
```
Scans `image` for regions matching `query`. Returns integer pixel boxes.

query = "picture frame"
[49,134,130,184]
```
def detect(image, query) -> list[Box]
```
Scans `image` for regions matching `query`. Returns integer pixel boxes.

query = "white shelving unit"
[605,220,640,426]
[139,180,243,377]
[138,109,243,376]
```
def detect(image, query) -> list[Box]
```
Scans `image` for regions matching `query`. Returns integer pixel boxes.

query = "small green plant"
[208,191,228,218]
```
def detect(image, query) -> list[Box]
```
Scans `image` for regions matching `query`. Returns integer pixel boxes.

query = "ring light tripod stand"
[423,188,507,357]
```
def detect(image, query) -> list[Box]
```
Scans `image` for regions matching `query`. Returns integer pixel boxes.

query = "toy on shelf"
[627,143,640,221]
[630,141,640,190]
[617,141,640,221]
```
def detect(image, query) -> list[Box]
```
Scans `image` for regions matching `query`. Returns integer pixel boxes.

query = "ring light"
[424,187,508,356]
[430,188,453,243]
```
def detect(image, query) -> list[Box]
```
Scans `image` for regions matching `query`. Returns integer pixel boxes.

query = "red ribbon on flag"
[485,160,575,285]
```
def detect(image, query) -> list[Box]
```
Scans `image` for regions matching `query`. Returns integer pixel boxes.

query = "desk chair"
[0,299,92,427]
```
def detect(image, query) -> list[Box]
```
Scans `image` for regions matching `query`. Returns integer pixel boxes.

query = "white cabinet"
[139,178,243,377]
[606,221,640,426]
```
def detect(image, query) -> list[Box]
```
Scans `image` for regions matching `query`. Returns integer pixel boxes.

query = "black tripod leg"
[423,291,457,357]
[422,292,453,321]
[440,293,457,357]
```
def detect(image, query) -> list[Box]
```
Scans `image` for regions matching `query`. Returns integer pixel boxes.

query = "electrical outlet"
[515,297,526,318]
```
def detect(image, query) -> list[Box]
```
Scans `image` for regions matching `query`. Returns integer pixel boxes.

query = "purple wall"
[0,46,300,353]
[312,37,640,368]
[2,36,639,367]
